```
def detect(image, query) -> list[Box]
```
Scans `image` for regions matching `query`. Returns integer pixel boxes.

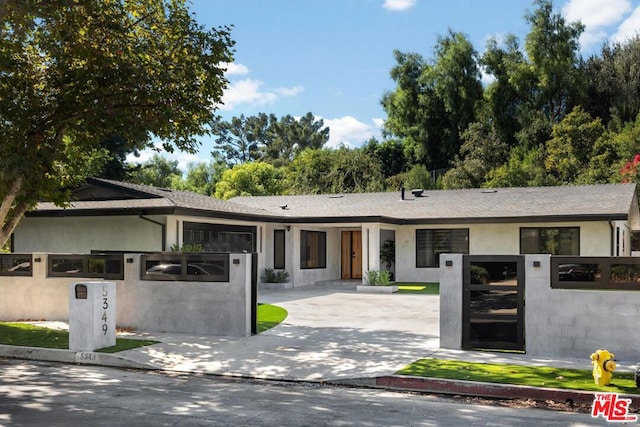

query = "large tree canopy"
[0,0,234,246]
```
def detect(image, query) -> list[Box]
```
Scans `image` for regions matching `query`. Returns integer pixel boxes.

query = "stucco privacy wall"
[395,221,619,283]
[439,253,640,360]
[0,253,253,337]
[525,254,640,361]
[14,216,164,253]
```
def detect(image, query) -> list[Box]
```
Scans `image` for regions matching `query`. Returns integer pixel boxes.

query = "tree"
[262,112,329,166]
[544,106,606,184]
[0,0,234,247]
[582,36,640,125]
[361,138,407,180]
[286,148,385,194]
[214,162,285,200]
[173,160,226,196]
[211,112,329,166]
[129,154,182,188]
[382,31,483,170]
[441,121,510,189]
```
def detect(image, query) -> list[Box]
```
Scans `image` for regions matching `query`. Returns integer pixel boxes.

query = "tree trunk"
[0,177,28,249]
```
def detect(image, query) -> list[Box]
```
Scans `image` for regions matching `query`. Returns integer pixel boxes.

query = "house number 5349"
[101,286,108,335]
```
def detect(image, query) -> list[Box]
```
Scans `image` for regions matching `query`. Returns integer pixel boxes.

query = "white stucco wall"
[14,216,164,253]
[0,253,253,337]
[395,220,620,283]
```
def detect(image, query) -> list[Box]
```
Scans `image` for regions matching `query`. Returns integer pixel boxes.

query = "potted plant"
[380,239,395,280]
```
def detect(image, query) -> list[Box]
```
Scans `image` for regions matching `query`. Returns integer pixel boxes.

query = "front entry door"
[341,231,362,279]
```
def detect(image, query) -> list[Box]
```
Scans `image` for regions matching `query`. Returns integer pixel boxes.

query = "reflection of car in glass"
[558,263,596,281]
[8,261,31,272]
[146,264,211,276]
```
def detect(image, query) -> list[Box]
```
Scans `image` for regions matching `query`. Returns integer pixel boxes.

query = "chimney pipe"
[400,187,405,200]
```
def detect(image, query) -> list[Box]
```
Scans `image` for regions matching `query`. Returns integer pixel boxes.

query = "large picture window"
[520,227,579,255]
[301,230,326,269]
[416,229,469,268]
[274,230,285,269]
[183,222,256,253]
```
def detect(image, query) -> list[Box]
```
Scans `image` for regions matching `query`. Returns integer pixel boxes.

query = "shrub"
[366,269,392,286]
[261,268,290,283]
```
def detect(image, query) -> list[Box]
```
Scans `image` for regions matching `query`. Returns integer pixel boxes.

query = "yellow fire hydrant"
[591,349,617,386]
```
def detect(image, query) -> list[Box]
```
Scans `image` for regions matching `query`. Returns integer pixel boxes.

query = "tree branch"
[0,176,23,226]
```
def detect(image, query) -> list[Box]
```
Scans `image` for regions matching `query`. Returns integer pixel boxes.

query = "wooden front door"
[341,231,362,279]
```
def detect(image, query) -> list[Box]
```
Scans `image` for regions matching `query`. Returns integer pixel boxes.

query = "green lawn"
[396,358,640,394]
[257,303,288,333]
[0,322,158,353]
[394,282,439,295]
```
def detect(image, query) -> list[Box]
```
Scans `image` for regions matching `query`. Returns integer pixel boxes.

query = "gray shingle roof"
[32,179,638,225]
[229,183,639,223]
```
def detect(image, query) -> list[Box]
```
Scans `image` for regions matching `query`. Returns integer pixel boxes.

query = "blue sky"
[137,0,640,169]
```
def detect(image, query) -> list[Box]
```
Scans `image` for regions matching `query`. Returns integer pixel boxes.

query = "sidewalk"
[1,284,636,406]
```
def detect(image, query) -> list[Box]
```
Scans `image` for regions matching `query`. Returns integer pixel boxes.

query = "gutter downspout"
[139,215,166,251]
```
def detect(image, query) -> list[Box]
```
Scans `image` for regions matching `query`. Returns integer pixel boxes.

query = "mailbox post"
[68,281,116,351]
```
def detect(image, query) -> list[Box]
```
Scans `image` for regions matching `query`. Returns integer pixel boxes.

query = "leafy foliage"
[214,162,285,200]
[260,268,290,283]
[0,0,234,246]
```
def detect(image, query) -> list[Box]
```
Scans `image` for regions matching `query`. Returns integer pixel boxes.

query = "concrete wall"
[439,253,640,360]
[0,253,253,337]
[395,220,619,283]
[525,254,640,361]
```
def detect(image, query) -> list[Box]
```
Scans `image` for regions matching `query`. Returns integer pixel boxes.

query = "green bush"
[261,268,290,283]
[366,269,392,286]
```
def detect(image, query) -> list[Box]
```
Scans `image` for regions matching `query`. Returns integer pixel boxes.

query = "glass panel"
[144,259,182,275]
[610,264,640,283]
[51,258,83,274]
[558,263,600,282]
[187,260,226,277]
[469,290,517,316]
[0,257,31,272]
[274,230,285,269]
[469,261,518,286]
[88,258,105,274]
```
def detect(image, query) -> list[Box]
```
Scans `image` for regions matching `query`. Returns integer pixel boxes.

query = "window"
[274,230,285,269]
[520,227,579,255]
[416,229,469,268]
[300,230,326,269]
[183,222,256,253]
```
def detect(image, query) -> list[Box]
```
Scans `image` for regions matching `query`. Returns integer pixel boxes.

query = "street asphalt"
[1,282,637,407]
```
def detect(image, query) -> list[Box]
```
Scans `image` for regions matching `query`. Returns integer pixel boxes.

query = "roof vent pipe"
[400,187,405,200]
[412,189,424,197]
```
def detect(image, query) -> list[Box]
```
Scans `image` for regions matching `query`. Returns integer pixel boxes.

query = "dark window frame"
[416,228,469,268]
[274,229,285,270]
[48,254,124,280]
[141,253,230,282]
[520,227,580,255]
[0,253,33,276]
[300,230,326,269]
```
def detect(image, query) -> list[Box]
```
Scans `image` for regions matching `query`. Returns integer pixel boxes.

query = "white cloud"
[383,0,416,12]
[563,0,631,29]
[612,6,640,43]
[322,116,381,148]
[219,78,303,111]
[562,0,632,50]
[222,62,249,76]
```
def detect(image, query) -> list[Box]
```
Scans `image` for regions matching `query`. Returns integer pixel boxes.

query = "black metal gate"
[462,255,525,351]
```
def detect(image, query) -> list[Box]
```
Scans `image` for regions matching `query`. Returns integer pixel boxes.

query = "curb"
[0,345,158,370]
[375,375,640,406]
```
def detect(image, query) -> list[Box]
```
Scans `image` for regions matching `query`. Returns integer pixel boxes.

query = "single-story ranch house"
[13,178,640,285]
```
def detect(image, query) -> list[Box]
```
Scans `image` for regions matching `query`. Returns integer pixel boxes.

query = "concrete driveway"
[120,282,441,381]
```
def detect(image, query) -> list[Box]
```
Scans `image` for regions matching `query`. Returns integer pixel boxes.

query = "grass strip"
[396,358,640,394]
[0,322,158,353]
[394,282,439,295]
[257,303,288,333]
